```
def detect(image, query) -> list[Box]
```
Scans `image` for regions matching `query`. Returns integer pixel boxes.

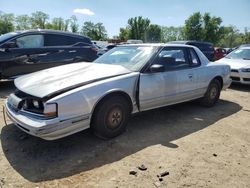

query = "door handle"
[188,74,193,78]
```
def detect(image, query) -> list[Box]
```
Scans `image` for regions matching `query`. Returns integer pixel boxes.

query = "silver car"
[217,46,250,84]
[5,44,232,140]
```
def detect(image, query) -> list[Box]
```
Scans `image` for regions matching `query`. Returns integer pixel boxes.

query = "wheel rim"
[106,107,123,129]
[210,86,217,100]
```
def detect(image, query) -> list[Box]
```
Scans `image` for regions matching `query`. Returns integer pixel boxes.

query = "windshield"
[226,48,250,60]
[0,32,18,43]
[94,46,156,71]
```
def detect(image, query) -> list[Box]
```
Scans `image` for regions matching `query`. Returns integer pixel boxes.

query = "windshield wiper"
[243,58,250,60]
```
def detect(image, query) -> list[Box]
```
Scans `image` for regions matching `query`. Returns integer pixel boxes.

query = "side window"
[155,48,189,71]
[44,34,90,46]
[189,48,201,67]
[15,35,44,48]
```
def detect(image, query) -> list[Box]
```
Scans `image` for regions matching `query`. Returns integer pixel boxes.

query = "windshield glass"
[94,46,156,71]
[0,32,18,43]
[226,48,250,60]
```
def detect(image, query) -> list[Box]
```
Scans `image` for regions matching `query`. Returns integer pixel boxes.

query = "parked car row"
[5,43,232,140]
[2,29,249,141]
[217,46,250,85]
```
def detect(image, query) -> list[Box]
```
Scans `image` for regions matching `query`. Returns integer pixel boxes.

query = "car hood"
[217,58,250,69]
[15,62,132,98]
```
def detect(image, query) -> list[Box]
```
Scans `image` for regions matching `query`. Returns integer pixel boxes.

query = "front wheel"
[200,79,221,107]
[91,96,130,139]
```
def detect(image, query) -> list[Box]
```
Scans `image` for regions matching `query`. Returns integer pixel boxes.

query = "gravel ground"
[0,81,249,188]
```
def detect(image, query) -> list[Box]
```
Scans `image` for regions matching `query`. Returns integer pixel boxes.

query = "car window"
[189,48,200,66]
[44,34,90,46]
[225,48,250,60]
[15,35,44,48]
[94,46,155,71]
[155,48,189,71]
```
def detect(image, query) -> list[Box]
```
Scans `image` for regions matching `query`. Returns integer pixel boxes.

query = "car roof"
[13,29,91,40]
[118,43,197,48]
[168,40,213,46]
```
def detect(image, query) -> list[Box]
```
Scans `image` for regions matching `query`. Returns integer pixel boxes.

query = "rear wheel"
[91,96,130,139]
[200,79,221,107]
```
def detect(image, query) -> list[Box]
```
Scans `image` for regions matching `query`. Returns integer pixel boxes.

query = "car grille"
[243,78,250,81]
[231,76,240,81]
[231,69,238,73]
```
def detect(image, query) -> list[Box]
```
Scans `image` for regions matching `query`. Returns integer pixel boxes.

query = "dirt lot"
[0,81,249,188]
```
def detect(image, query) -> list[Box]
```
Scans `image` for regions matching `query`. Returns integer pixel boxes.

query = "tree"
[119,27,129,41]
[202,13,223,44]
[218,26,242,47]
[30,11,49,29]
[183,12,203,41]
[161,26,184,42]
[183,12,224,45]
[51,17,65,30]
[81,21,107,40]
[0,13,15,34]
[127,16,150,41]
[15,14,31,30]
[243,27,250,44]
[145,24,161,42]
[70,15,79,33]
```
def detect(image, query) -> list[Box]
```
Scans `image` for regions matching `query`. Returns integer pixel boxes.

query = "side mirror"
[1,41,17,49]
[149,64,165,73]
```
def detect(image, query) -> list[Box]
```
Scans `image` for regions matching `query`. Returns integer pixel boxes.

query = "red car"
[214,47,227,60]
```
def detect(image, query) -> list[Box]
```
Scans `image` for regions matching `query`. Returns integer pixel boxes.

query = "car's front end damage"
[5,62,139,140]
[5,89,91,140]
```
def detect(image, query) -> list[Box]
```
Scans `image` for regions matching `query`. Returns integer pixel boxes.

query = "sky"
[0,0,250,37]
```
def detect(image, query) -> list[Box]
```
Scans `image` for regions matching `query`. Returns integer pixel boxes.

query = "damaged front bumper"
[5,101,90,140]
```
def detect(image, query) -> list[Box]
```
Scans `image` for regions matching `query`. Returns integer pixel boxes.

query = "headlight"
[22,99,57,119]
[32,100,40,108]
[43,103,57,118]
[241,68,250,72]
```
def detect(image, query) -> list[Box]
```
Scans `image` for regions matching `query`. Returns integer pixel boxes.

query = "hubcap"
[210,87,217,99]
[107,107,123,129]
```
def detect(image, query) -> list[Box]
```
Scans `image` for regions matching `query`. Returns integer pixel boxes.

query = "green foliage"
[119,27,129,41]
[183,12,224,45]
[145,24,161,43]
[81,21,107,40]
[127,16,150,41]
[15,15,31,30]
[243,28,250,44]
[0,13,15,34]
[217,26,243,47]
[70,15,79,33]
[183,12,203,40]
[30,11,49,29]
[161,26,184,42]
[51,17,65,31]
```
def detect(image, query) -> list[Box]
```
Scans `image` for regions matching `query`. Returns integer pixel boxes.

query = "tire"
[91,96,130,139]
[200,79,221,107]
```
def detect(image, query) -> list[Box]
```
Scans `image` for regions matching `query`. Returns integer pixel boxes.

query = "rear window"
[189,42,213,51]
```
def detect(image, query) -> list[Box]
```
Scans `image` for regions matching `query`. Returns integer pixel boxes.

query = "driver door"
[139,47,192,111]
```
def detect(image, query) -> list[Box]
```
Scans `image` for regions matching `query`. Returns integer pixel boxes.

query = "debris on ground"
[159,171,169,177]
[213,153,218,157]
[153,181,161,187]
[129,170,137,176]
[138,164,147,171]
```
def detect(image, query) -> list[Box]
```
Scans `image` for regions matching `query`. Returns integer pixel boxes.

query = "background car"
[97,43,117,56]
[216,46,250,84]
[168,40,215,61]
[6,44,231,140]
[214,47,227,60]
[0,29,98,79]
